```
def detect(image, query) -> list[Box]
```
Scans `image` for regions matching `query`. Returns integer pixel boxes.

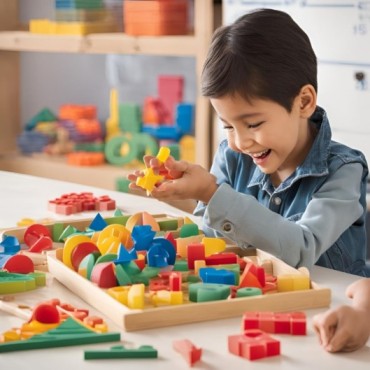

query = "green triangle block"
[0,318,120,353]
[58,225,80,242]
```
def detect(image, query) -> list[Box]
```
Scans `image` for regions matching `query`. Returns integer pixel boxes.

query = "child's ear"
[298,84,317,118]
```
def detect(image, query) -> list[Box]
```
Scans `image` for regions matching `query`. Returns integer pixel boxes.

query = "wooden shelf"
[0,153,128,190]
[0,31,198,56]
[0,0,214,176]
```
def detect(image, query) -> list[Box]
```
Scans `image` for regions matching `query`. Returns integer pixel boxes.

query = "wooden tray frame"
[2,216,331,331]
[47,249,331,332]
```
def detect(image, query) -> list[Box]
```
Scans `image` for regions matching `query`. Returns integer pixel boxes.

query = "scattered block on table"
[242,311,307,335]
[173,339,202,366]
[228,329,280,361]
[84,344,158,360]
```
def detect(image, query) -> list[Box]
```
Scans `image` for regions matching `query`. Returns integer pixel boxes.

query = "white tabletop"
[0,171,369,369]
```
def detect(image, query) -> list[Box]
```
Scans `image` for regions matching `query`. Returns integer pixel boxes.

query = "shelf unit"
[0,0,216,189]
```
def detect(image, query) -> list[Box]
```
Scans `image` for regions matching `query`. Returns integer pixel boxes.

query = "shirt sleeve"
[198,162,364,270]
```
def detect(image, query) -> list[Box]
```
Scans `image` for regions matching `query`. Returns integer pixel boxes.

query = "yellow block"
[97,224,133,254]
[2,330,21,342]
[156,146,170,163]
[30,19,117,35]
[63,235,92,269]
[183,216,195,225]
[194,260,206,275]
[277,274,310,292]
[107,286,130,306]
[176,235,203,258]
[202,237,226,256]
[127,284,145,309]
[151,290,183,306]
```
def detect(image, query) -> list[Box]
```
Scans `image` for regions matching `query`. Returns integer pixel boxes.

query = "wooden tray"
[47,248,331,332]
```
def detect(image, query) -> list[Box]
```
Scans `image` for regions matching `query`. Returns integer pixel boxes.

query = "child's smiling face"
[211,87,316,186]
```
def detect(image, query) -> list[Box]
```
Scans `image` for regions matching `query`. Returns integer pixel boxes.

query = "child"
[313,278,370,352]
[128,9,369,276]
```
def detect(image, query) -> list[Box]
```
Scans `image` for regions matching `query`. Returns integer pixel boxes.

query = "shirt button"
[273,197,282,206]
[222,222,233,233]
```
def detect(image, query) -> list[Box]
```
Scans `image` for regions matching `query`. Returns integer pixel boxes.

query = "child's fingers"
[143,155,155,168]
[165,157,188,179]
[312,311,338,347]
[325,326,352,352]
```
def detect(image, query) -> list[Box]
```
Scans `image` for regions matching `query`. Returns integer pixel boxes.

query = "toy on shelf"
[105,74,195,173]
[124,0,189,36]
[18,104,105,165]
[30,0,121,35]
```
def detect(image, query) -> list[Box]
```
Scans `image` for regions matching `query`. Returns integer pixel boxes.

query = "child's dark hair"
[201,8,317,112]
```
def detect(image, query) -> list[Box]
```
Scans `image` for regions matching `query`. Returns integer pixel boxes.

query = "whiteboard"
[223,0,370,161]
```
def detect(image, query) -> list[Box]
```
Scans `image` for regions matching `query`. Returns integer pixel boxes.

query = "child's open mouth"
[251,149,271,165]
[251,149,271,159]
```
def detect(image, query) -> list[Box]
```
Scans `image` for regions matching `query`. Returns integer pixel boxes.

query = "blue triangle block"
[89,213,108,231]
[114,243,133,263]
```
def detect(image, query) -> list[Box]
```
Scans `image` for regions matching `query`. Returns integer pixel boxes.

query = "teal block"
[119,103,142,133]
[84,345,158,360]
[188,282,231,302]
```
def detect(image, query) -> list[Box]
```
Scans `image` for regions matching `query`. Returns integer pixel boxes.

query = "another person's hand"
[313,278,370,352]
[312,305,370,352]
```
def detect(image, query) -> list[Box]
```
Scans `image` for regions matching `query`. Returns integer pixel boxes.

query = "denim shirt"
[194,107,369,276]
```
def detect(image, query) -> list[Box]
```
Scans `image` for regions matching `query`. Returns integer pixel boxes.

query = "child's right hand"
[127,156,218,203]
[127,154,187,194]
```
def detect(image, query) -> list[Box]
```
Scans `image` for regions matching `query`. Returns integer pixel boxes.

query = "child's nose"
[235,132,254,152]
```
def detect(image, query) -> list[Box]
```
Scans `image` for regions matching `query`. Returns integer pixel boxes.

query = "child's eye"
[247,121,264,129]
[222,125,233,131]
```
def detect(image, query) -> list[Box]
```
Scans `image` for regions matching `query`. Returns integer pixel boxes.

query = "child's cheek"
[227,139,241,153]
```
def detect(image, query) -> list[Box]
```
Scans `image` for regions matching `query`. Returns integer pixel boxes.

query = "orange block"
[67,152,105,166]
[124,0,188,36]
[239,262,263,289]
